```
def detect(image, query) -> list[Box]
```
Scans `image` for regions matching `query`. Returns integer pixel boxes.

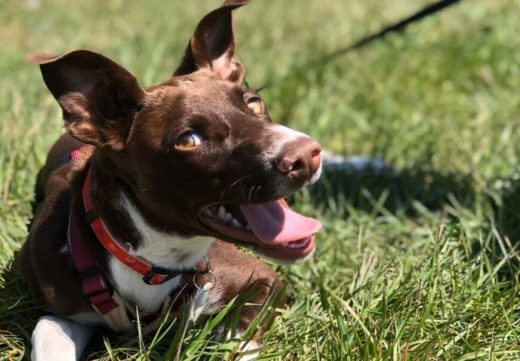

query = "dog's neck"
[86,153,214,268]
[85,161,213,312]
[119,193,213,269]
[110,193,213,312]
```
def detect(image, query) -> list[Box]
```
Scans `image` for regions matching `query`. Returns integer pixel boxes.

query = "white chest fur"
[107,195,213,313]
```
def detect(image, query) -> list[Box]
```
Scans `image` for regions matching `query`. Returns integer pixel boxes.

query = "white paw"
[31,315,92,361]
[235,339,261,361]
[31,316,76,361]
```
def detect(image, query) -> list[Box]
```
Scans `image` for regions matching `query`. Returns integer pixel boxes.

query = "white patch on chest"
[107,194,213,313]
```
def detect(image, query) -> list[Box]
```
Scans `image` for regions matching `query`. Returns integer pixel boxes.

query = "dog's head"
[35,1,322,263]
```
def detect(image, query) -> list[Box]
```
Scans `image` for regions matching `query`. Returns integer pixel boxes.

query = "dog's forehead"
[146,73,244,112]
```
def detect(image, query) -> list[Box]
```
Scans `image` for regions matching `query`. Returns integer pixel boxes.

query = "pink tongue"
[239,200,321,244]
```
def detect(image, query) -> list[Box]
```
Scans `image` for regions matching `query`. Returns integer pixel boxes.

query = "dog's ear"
[174,2,247,84]
[36,50,144,150]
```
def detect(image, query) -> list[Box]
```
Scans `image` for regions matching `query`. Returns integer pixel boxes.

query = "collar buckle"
[142,266,182,285]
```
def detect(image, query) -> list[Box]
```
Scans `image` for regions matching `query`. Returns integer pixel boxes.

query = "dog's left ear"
[174,1,247,84]
[33,50,144,150]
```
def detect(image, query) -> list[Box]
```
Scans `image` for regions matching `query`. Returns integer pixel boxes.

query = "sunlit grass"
[1,0,520,359]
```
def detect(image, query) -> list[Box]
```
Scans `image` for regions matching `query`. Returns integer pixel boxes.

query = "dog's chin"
[243,237,317,265]
[198,200,320,264]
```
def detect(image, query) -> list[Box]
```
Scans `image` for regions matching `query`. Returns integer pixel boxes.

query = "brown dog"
[20,2,322,360]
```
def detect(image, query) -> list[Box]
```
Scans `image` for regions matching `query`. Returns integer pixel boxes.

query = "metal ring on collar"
[194,269,217,291]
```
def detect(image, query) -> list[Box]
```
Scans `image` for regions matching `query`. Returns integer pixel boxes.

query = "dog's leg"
[202,241,283,360]
[31,315,93,361]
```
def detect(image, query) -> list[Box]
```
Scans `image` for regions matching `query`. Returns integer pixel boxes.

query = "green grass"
[1,0,520,359]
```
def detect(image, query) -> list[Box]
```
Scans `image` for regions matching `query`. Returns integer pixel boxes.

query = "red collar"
[82,167,204,285]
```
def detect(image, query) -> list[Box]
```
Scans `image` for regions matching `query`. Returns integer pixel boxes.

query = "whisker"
[247,185,255,204]
[219,175,253,201]
[253,185,262,203]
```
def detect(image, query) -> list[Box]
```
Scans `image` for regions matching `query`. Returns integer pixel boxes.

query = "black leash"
[258,0,464,91]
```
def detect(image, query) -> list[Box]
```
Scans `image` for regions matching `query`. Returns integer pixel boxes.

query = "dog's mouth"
[199,199,321,263]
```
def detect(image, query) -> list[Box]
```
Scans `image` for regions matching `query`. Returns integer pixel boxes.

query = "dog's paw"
[212,326,261,360]
[235,339,261,361]
[31,315,93,361]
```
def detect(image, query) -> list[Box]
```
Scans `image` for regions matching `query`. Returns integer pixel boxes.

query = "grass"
[1,0,520,359]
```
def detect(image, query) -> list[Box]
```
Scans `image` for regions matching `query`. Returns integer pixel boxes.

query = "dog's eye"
[174,132,203,151]
[246,98,264,115]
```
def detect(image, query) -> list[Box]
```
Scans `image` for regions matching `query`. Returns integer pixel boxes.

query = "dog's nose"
[276,138,321,183]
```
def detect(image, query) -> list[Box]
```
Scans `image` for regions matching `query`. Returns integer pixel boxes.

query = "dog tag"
[189,282,213,322]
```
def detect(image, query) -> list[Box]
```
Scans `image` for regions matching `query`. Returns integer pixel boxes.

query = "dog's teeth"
[218,206,227,220]
[231,218,243,228]
[287,239,309,248]
[204,209,213,217]
[223,212,233,222]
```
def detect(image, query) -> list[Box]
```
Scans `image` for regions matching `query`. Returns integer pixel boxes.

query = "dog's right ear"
[173,1,248,84]
[35,50,144,150]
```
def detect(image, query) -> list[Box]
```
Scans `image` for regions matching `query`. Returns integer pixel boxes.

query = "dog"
[19,1,322,360]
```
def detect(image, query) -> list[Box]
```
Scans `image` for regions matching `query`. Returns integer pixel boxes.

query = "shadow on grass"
[490,179,520,242]
[302,160,520,280]
[304,161,476,216]
[0,258,42,360]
